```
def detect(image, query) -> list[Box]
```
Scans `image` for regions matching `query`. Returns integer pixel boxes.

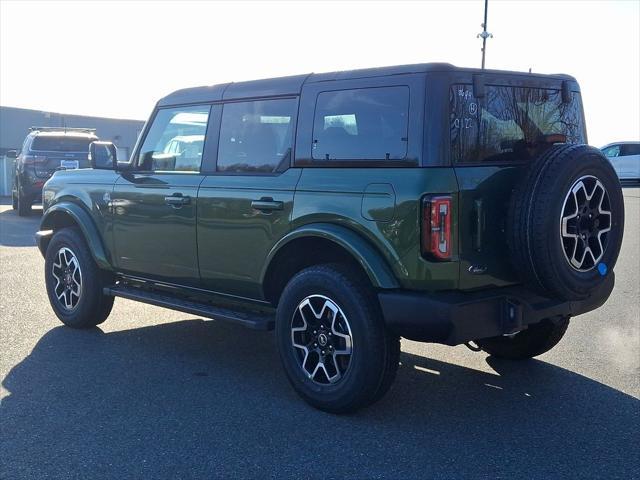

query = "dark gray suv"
[9,127,97,216]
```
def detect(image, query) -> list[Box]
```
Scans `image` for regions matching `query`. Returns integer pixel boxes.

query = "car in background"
[8,127,97,216]
[601,141,640,182]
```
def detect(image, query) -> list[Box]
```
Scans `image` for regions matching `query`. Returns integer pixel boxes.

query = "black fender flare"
[261,223,400,290]
[37,202,112,271]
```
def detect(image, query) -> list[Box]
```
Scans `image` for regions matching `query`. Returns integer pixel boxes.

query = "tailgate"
[34,151,90,177]
[455,165,523,290]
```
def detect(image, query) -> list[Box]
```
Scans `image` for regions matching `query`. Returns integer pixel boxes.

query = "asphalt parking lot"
[1,189,638,479]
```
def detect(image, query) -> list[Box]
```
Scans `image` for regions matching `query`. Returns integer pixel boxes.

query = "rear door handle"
[251,197,283,212]
[164,193,191,207]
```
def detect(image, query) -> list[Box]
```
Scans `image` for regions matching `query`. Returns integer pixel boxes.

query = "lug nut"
[314,343,318,347]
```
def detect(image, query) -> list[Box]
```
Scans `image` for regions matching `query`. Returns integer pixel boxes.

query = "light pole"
[477,0,493,69]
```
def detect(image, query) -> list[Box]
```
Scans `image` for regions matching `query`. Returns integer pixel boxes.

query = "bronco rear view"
[37,64,624,413]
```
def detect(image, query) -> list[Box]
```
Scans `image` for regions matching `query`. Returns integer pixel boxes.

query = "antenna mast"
[477,0,493,69]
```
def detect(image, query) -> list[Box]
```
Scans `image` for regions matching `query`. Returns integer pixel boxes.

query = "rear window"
[450,85,585,164]
[31,136,94,152]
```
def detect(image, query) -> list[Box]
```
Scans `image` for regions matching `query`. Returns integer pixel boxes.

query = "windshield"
[450,85,586,164]
[31,136,95,152]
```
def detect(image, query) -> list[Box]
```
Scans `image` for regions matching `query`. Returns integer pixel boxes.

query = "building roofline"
[0,105,144,123]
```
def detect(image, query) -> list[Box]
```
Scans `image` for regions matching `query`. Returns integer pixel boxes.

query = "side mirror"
[5,150,17,159]
[89,141,117,170]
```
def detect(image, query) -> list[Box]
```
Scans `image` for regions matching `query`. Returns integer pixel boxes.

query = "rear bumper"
[378,273,615,345]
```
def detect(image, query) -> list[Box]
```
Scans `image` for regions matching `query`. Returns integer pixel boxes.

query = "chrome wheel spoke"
[63,289,73,309]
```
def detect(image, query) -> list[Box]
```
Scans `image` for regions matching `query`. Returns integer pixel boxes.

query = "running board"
[104,285,274,330]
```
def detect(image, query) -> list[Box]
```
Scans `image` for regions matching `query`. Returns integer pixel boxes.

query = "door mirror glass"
[89,141,117,169]
[5,150,17,159]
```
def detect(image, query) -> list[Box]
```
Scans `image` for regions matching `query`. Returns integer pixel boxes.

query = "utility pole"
[477,0,493,69]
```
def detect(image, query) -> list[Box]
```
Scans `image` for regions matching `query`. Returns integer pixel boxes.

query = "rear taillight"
[422,195,452,261]
[22,155,47,165]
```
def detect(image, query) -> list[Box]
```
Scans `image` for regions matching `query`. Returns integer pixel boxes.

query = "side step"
[104,285,274,330]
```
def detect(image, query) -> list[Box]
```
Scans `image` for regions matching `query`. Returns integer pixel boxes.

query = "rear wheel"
[16,190,32,217]
[475,317,570,360]
[45,227,114,328]
[275,264,399,413]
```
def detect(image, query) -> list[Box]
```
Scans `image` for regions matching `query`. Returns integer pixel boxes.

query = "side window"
[602,145,620,158]
[620,144,640,156]
[217,98,297,173]
[312,86,409,161]
[137,105,210,172]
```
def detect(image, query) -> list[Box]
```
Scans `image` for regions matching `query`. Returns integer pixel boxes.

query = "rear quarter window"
[450,84,585,164]
[312,86,409,162]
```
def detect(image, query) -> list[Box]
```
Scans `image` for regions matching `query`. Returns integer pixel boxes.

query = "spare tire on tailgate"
[507,144,624,301]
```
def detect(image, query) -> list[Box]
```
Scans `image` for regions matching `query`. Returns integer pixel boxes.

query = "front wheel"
[45,227,114,328]
[275,264,400,413]
[475,317,570,360]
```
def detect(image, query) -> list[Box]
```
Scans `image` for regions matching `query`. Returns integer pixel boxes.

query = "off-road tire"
[45,227,114,328]
[276,264,399,413]
[476,317,570,360]
[365,333,401,407]
[508,144,624,301]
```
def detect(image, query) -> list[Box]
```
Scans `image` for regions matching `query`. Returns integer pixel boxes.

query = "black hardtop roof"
[158,63,576,107]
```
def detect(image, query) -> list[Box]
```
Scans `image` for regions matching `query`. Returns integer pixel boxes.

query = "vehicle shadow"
[1,319,638,479]
[0,205,42,247]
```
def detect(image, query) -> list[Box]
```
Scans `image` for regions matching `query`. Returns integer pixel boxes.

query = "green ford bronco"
[37,63,624,413]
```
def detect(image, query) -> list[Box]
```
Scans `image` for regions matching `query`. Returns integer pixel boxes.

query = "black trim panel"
[378,274,614,345]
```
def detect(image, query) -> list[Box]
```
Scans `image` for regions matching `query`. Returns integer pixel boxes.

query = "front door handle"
[164,193,191,207]
[251,197,283,212]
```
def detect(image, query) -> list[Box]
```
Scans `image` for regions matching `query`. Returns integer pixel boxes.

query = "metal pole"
[477,0,493,69]
[482,0,488,68]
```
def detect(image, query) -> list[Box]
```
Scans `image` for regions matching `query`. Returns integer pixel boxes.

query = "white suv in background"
[601,141,640,181]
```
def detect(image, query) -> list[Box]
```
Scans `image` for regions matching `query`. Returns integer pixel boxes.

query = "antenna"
[477,0,493,69]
